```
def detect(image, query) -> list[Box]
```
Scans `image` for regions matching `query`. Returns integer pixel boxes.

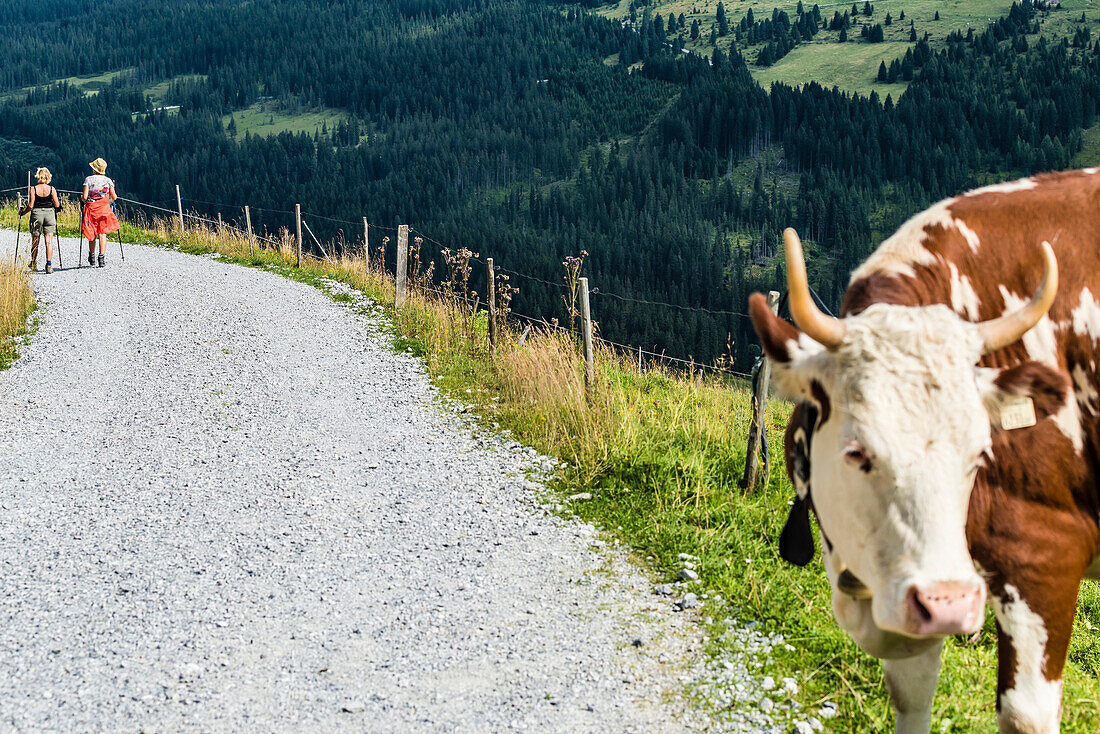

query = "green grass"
[0,67,136,102]
[1072,122,1100,168]
[222,101,348,140]
[2,199,1096,730]
[143,74,206,106]
[752,39,911,98]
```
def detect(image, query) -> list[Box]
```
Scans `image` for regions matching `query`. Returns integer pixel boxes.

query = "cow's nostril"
[908,588,933,623]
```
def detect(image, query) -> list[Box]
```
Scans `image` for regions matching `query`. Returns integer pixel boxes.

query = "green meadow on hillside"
[599,0,1100,97]
[221,101,348,141]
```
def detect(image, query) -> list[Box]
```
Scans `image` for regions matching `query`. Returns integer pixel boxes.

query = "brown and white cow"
[750,169,1100,733]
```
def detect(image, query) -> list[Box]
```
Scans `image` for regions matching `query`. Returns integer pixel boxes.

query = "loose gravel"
[0,234,809,732]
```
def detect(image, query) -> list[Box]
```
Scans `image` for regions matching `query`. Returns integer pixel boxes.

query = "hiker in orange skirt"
[81,157,119,268]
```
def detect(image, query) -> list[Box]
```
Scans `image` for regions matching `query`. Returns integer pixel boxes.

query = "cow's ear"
[750,293,800,363]
[750,293,824,399]
[979,361,1070,428]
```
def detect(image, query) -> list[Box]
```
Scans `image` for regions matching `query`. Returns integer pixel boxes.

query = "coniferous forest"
[0,0,1095,369]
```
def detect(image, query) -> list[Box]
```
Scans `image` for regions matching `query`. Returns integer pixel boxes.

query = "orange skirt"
[82,198,119,240]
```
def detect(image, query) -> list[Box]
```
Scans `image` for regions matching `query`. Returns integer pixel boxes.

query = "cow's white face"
[772,303,990,637]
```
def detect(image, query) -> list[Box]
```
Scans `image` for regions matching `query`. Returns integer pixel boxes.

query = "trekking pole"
[16,171,28,266]
[78,199,86,268]
[55,201,62,270]
[112,199,125,262]
[13,193,23,266]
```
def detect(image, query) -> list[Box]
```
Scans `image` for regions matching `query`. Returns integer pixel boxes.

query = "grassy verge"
[2,198,1096,730]
[0,258,34,369]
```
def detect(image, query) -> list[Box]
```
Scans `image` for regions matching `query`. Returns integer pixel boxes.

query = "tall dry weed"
[0,261,34,366]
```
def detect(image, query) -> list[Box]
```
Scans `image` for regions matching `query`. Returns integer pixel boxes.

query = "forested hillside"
[0,0,1097,368]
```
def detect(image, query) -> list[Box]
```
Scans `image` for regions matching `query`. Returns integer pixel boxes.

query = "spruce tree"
[717,2,729,36]
[878,59,888,81]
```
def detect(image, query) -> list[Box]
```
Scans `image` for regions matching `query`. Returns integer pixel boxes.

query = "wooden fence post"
[295,203,302,268]
[175,184,185,234]
[244,206,255,255]
[395,224,409,308]
[363,218,369,271]
[486,257,497,354]
[217,212,223,233]
[579,276,595,399]
[740,290,781,491]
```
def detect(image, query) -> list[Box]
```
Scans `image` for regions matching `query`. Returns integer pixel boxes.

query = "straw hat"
[89,157,107,175]
[35,167,51,184]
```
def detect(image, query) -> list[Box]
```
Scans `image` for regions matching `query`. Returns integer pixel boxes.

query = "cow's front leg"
[990,578,1075,734]
[883,640,944,734]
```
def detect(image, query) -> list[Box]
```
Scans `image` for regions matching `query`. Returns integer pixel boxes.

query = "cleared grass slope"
[600,0,1100,98]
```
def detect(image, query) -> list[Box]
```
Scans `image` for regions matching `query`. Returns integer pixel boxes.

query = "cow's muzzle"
[903,579,985,636]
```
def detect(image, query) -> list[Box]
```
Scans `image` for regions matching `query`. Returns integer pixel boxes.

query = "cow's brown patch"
[993,361,1071,422]
[810,380,831,426]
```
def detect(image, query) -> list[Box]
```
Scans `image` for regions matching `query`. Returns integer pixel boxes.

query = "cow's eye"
[843,442,872,473]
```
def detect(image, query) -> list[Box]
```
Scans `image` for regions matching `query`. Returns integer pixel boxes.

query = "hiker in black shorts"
[24,168,60,273]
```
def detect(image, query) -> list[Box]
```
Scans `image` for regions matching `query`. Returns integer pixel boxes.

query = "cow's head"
[753,229,1060,639]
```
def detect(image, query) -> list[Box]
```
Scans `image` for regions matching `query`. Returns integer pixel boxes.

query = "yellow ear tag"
[1001,396,1037,431]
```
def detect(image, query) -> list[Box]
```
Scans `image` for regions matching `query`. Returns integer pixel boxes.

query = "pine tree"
[877,59,888,81]
[868,23,884,42]
[887,57,900,81]
[863,2,873,16]
[690,18,700,40]
[909,23,917,42]
[839,26,848,42]
[934,10,939,20]
[884,12,892,26]
[901,49,914,80]
[716,2,729,36]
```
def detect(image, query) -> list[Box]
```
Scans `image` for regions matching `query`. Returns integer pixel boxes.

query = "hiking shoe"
[88,252,95,266]
[98,254,106,268]
[45,262,53,274]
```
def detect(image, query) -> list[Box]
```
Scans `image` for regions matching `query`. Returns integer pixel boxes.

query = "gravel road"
[0,234,712,732]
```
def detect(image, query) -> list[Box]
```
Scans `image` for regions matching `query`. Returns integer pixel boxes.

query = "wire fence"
[5,178,768,381]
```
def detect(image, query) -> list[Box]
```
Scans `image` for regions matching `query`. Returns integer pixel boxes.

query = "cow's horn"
[978,241,1059,354]
[785,228,846,349]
